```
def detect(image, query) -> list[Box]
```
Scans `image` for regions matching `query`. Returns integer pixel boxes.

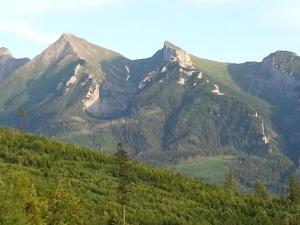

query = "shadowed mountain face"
[0,47,29,80]
[0,34,299,193]
[229,51,300,161]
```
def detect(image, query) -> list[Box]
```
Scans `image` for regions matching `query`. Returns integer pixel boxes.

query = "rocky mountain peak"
[58,33,83,46]
[162,41,193,68]
[263,51,297,64]
[35,34,78,66]
[46,33,120,64]
[0,47,12,57]
[163,41,181,50]
[262,51,300,76]
[61,32,75,39]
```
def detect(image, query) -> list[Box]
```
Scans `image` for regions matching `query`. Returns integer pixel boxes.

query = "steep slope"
[0,128,299,225]
[0,47,29,80]
[229,51,300,162]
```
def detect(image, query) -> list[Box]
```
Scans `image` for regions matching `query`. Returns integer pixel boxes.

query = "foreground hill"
[0,128,299,225]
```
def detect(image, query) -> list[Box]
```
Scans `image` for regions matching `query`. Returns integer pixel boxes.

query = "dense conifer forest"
[0,128,299,225]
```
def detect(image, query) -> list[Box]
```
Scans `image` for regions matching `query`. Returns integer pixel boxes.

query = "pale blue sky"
[0,0,299,63]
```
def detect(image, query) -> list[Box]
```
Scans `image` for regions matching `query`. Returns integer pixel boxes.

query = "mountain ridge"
[0,33,299,194]
[0,47,29,80]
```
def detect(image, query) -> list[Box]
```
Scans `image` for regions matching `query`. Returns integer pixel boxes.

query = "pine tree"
[114,143,131,225]
[13,172,47,225]
[254,180,269,199]
[16,107,28,132]
[288,176,300,204]
[47,181,83,225]
[224,168,236,190]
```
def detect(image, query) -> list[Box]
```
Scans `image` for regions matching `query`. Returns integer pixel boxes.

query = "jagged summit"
[57,33,87,47]
[50,33,121,63]
[61,32,75,38]
[163,41,181,50]
[262,51,298,64]
[262,50,300,76]
[263,51,297,62]
[161,41,193,68]
[0,47,12,57]
[33,33,121,67]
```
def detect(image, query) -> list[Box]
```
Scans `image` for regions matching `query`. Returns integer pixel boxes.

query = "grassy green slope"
[0,128,299,225]
[191,56,272,120]
[174,156,231,184]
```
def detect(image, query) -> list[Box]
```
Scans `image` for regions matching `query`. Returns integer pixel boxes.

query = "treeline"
[0,128,299,225]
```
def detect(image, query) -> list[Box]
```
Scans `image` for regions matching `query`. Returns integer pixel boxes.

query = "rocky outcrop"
[82,76,100,113]
[261,122,269,144]
[162,41,194,68]
[211,84,224,96]
[177,77,186,85]
[139,73,153,89]
[258,51,300,100]
[0,47,11,56]
[262,51,299,77]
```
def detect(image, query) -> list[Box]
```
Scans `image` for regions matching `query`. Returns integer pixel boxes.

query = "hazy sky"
[0,0,299,63]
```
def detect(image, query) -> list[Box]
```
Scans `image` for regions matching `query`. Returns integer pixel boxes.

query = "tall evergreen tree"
[13,172,47,225]
[224,168,236,191]
[16,107,28,132]
[288,176,300,204]
[47,181,83,225]
[254,180,269,199]
[114,143,131,225]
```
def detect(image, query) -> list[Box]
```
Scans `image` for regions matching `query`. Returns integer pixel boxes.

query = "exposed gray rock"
[162,41,194,68]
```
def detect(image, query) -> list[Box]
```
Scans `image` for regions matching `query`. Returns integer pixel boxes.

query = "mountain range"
[0,33,299,193]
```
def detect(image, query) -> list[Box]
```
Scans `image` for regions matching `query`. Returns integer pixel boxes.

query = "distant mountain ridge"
[0,47,29,80]
[0,34,299,193]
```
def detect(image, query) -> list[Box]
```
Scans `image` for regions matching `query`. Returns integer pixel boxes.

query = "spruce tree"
[254,180,269,199]
[16,107,28,132]
[114,143,131,225]
[224,168,236,190]
[47,181,83,225]
[288,176,300,204]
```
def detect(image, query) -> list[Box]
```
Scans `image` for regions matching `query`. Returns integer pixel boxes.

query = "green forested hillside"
[0,128,299,225]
